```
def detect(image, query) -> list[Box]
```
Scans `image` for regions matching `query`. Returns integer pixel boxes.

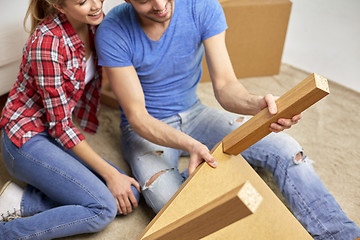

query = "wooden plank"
[143,181,262,240]
[223,73,329,155]
[137,144,312,239]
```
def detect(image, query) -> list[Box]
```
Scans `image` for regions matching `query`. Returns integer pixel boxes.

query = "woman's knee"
[88,190,118,232]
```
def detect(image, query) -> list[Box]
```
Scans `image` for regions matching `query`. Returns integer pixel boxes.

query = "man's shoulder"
[181,0,222,20]
[97,3,133,38]
[187,0,210,8]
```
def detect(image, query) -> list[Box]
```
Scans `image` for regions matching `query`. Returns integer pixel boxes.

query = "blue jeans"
[0,130,139,239]
[121,101,360,240]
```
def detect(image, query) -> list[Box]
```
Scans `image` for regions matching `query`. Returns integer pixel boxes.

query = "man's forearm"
[214,80,263,116]
[129,112,200,153]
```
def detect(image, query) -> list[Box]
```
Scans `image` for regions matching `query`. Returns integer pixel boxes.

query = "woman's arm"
[32,34,139,215]
[71,140,140,215]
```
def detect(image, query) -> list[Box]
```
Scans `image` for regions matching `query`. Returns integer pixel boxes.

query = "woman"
[0,0,140,239]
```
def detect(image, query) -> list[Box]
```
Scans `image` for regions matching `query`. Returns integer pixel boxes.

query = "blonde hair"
[23,0,65,35]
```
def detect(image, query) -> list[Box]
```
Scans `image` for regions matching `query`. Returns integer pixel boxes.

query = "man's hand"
[262,93,302,133]
[188,142,218,175]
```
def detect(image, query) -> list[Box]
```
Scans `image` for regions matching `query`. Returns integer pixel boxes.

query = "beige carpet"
[1,64,359,239]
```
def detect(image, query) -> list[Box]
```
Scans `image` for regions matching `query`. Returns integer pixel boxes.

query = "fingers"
[131,178,141,193]
[292,113,302,122]
[204,152,217,168]
[129,178,140,208]
[263,93,302,132]
[124,192,133,214]
[278,114,301,126]
[116,188,138,215]
[188,160,197,176]
[117,197,128,215]
[269,122,290,133]
[263,93,302,133]
[111,176,141,215]
[128,191,138,209]
[188,148,217,175]
[264,94,277,115]
[269,113,302,132]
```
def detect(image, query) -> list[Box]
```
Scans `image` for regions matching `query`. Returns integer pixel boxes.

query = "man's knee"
[141,168,184,213]
[145,169,168,187]
[293,152,305,164]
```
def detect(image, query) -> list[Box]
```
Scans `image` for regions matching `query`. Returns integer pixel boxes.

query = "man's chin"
[146,15,172,24]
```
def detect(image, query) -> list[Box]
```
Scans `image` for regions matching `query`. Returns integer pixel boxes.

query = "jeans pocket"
[121,124,133,136]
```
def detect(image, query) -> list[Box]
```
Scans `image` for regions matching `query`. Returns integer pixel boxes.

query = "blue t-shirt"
[96,0,227,126]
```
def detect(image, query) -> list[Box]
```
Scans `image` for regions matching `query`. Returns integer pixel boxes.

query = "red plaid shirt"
[0,13,102,149]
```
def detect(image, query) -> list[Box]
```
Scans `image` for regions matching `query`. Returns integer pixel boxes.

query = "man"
[95,0,360,238]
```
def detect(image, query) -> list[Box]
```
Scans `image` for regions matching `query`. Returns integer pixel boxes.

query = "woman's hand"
[106,172,141,215]
[70,141,141,215]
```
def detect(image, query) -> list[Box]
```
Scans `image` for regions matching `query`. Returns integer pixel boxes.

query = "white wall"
[1,2,28,32]
[0,0,122,96]
[103,0,123,13]
[0,1,29,95]
[283,0,360,93]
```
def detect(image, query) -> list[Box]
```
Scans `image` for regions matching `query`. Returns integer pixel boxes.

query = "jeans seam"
[19,216,100,240]
[274,152,335,239]
[284,173,335,239]
[1,132,16,173]
[10,144,107,240]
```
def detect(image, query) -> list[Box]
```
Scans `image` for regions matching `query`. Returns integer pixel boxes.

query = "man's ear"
[53,4,66,14]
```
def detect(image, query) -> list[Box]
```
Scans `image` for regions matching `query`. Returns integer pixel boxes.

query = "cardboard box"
[201,0,292,82]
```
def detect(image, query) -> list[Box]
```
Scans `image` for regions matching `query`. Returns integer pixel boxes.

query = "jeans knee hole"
[141,150,164,157]
[144,168,174,189]
[229,117,245,125]
[293,152,304,164]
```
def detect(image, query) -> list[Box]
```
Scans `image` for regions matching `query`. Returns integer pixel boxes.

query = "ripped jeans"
[121,101,360,240]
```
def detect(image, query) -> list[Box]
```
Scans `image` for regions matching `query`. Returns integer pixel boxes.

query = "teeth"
[158,8,166,14]
[89,9,102,16]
